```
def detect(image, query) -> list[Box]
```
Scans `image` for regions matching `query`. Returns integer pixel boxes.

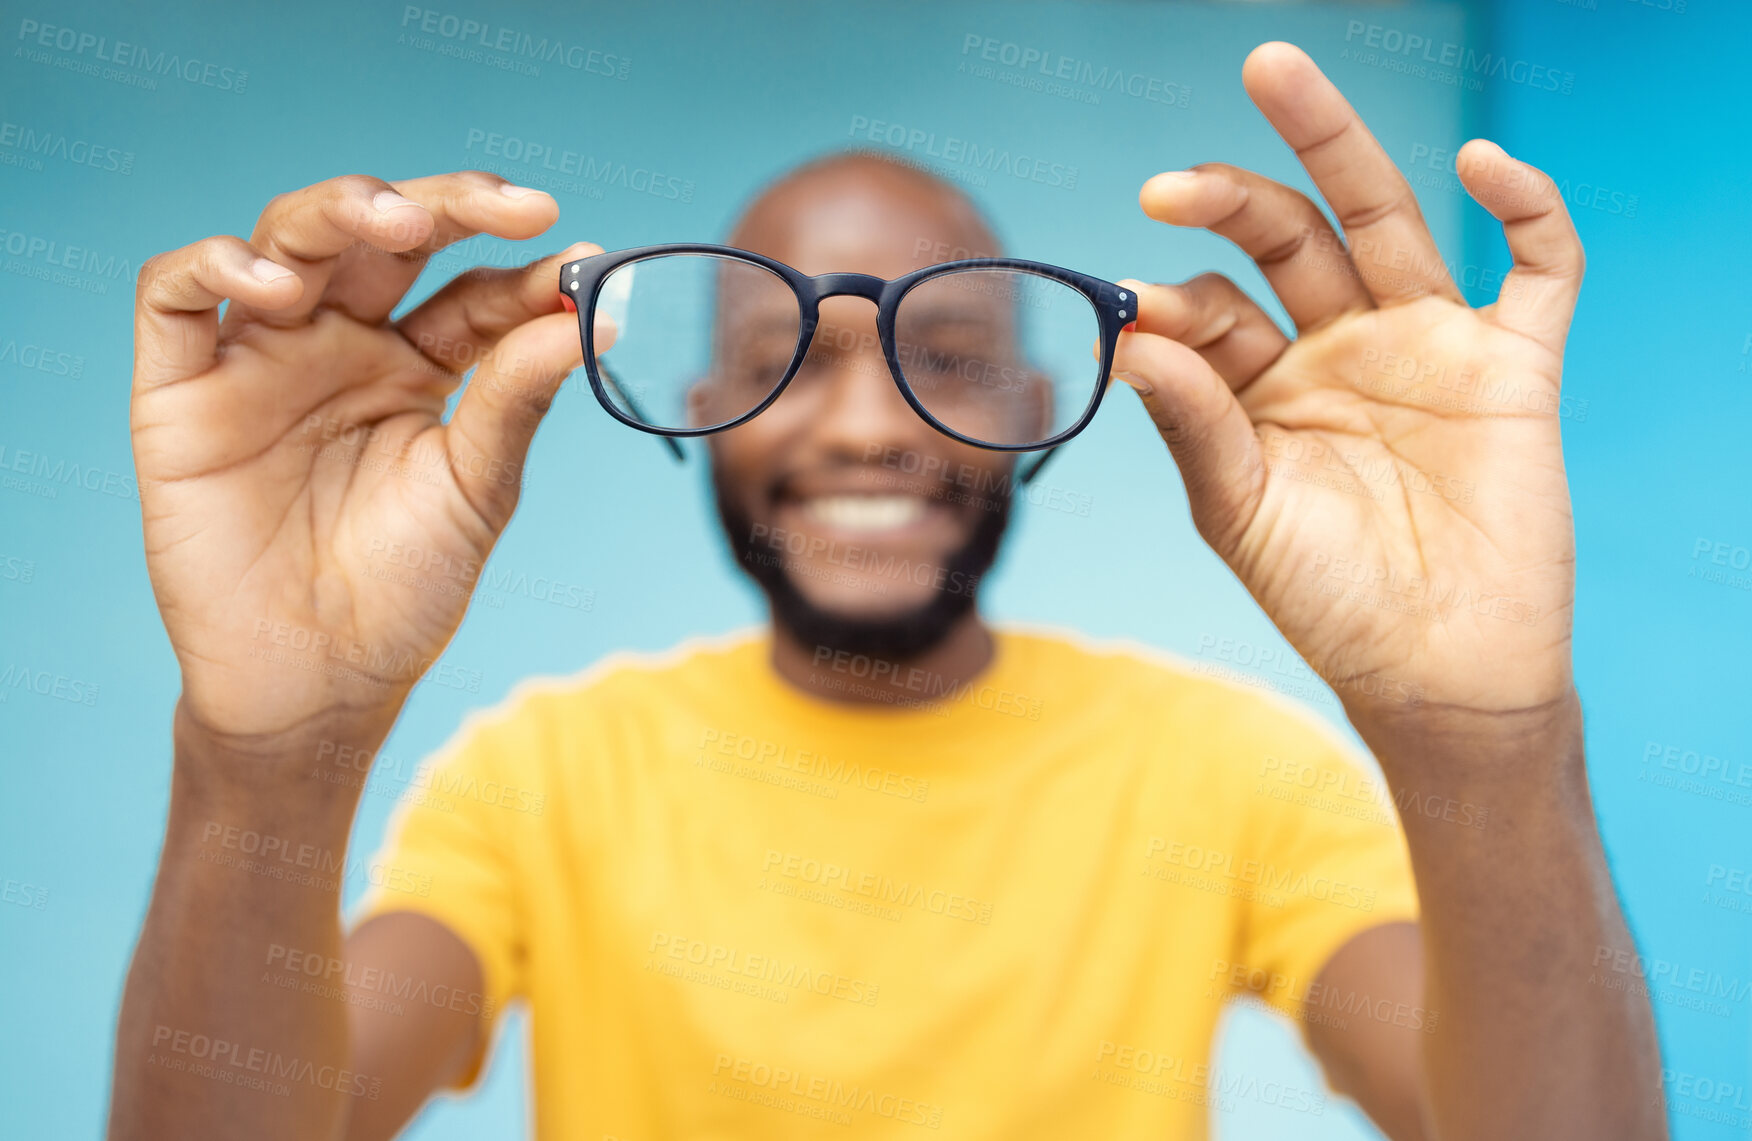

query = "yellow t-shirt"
[356,626,1420,1139]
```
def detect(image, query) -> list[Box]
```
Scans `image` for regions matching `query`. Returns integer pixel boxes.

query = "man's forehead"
[727,158,998,280]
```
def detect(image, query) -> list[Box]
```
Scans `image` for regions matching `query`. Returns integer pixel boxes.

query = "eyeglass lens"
[591,254,1101,448]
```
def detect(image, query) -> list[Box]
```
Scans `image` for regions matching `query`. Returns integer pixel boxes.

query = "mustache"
[769,449,1024,519]
[712,459,1013,663]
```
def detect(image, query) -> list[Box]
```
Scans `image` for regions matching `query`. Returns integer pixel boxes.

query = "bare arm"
[109,170,599,1140]
[1117,41,1664,1139]
[1305,706,1659,1139]
[113,715,487,1141]
[341,913,488,1141]
[109,713,439,1140]
[1304,922,1428,1140]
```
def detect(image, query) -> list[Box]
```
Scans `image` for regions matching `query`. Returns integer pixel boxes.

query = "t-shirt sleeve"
[348,705,536,1090]
[1229,706,1423,1028]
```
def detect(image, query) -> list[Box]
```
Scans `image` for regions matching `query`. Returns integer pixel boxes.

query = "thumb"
[1112,326,1265,554]
[443,310,585,531]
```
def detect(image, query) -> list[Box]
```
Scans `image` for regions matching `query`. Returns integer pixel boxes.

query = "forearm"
[108,703,394,1141]
[1352,693,1666,1140]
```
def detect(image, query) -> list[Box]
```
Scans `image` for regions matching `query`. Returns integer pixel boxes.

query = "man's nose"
[803,299,928,454]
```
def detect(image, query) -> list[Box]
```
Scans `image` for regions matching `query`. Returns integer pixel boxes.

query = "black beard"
[711,467,1012,663]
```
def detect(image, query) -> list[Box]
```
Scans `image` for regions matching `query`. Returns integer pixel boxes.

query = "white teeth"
[801,495,926,532]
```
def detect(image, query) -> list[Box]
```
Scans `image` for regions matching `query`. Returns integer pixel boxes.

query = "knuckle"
[1188,271,1233,295]
[524,249,566,273]
[261,189,296,217]
[136,240,207,298]
[180,239,222,285]
[1253,225,1315,268]
[1288,187,1328,219]
[156,272,206,310]
[332,173,390,199]
[314,174,395,228]
[195,233,244,260]
[135,252,169,296]
[1335,191,1412,233]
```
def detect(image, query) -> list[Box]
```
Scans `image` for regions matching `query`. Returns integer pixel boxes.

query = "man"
[109,42,1663,1141]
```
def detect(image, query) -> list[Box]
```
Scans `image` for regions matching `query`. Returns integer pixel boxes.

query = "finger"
[1140,164,1373,332]
[396,241,601,374]
[1117,274,1291,392]
[443,312,584,532]
[1241,41,1460,306]
[1456,140,1585,353]
[220,174,437,331]
[1111,329,1265,555]
[324,171,560,325]
[133,236,301,390]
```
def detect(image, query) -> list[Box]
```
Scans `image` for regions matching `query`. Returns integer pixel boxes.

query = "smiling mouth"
[800,494,929,533]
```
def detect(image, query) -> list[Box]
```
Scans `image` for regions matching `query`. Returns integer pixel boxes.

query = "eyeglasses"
[559,244,1133,483]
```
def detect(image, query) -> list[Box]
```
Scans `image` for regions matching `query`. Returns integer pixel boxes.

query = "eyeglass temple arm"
[599,360,685,463]
[1018,445,1059,485]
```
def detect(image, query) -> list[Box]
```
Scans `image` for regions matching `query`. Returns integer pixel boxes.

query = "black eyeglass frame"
[560,243,1135,478]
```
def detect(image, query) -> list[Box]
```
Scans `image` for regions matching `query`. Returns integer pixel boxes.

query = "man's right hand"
[131,171,602,752]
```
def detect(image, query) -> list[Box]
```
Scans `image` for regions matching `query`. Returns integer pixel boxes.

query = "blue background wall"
[0,1,1743,1138]
[1475,1,1752,1135]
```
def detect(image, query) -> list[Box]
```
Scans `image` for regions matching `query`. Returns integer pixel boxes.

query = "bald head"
[727,151,1001,278]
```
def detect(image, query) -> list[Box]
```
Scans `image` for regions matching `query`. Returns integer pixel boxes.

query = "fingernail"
[373,190,417,213]
[250,258,295,283]
[1158,170,1200,181]
[500,183,546,199]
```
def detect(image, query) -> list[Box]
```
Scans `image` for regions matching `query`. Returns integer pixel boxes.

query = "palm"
[134,314,492,735]
[129,172,585,740]
[1119,45,1587,720]
[1231,299,1573,712]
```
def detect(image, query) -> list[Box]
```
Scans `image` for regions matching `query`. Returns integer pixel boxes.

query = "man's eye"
[725,344,796,380]
[904,334,1008,373]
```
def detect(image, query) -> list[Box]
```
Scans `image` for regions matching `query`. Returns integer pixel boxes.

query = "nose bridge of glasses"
[807,272,889,303]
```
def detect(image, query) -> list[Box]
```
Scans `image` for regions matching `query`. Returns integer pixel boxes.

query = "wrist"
[171,696,400,819]
[1350,691,1605,875]
[1347,687,1586,783]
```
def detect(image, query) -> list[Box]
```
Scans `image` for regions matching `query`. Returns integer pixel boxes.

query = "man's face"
[706,166,1019,660]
